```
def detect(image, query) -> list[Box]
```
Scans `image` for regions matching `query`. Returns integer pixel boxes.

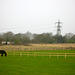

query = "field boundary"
[1,47,75,51]
[8,52,75,59]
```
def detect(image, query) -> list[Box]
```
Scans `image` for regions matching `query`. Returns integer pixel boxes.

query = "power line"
[0,24,53,30]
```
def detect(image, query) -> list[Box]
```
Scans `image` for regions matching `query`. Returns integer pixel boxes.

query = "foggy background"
[0,0,75,35]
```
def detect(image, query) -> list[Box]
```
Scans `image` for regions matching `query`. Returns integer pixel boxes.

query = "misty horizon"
[0,0,75,35]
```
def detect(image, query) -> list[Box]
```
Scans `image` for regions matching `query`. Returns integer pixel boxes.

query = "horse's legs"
[0,50,7,56]
[1,53,3,56]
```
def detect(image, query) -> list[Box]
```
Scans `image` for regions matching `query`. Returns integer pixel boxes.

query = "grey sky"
[0,0,75,35]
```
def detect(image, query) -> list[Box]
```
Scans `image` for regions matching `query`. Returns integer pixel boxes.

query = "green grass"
[7,49,75,53]
[0,50,75,75]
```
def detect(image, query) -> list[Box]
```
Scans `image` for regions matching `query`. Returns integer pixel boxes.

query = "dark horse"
[0,50,7,56]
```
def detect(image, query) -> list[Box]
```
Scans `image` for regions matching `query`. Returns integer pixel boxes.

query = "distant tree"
[32,33,54,43]
[68,34,75,43]
[25,31,33,40]
[64,33,74,43]
[22,34,30,43]
[53,35,64,43]
[0,31,75,44]
[13,33,22,44]
[2,31,14,41]
[0,33,4,44]
[65,33,73,39]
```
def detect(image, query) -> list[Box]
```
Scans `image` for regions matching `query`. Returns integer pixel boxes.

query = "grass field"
[0,44,75,75]
[0,50,75,75]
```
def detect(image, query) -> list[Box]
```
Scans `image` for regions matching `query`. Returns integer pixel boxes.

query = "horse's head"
[5,53,7,56]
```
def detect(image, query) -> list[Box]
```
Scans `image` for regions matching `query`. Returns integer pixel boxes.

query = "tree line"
[0,31,75,44]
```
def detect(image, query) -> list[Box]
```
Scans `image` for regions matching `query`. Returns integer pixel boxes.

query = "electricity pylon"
[55,19,63,36]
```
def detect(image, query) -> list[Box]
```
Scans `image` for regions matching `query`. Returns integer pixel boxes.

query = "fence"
[8,52,75,59]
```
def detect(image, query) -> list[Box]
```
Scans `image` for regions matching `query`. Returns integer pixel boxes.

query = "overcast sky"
[0,0,75,35]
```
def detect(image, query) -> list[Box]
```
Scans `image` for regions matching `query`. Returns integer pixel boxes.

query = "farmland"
[0,43,75,75]
[0,43,75,51]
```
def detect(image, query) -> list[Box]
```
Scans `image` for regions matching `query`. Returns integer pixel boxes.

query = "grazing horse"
[0,50,7,56]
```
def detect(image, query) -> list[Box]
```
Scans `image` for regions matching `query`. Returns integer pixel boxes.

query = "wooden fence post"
[57,53,58,59]
[73,53,74,59]
[27,52,29,57]
[65,53,66,59]
[20,52,22,57]
[42,52,43,57]
[49,53,51,58]
[34,52,36,58]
